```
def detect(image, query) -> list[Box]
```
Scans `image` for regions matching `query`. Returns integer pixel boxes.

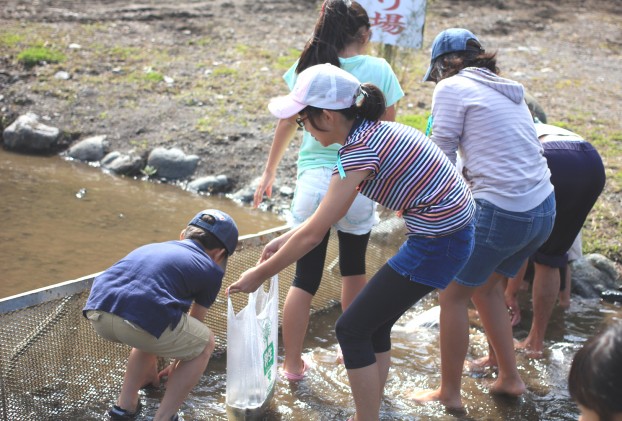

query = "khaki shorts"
[85,310,211,361]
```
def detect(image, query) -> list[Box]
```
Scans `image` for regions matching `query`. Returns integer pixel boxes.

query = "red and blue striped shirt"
[334,119,475,237]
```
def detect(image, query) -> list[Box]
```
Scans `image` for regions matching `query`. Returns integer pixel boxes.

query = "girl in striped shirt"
[228,63,476,421]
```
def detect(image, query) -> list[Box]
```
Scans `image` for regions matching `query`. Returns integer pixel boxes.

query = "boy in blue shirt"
[84,209,238,421]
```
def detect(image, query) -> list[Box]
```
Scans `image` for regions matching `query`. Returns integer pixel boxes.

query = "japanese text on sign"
[358,0,426,49]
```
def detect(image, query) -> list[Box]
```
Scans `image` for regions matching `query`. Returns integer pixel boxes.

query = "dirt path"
[1,0,621,257]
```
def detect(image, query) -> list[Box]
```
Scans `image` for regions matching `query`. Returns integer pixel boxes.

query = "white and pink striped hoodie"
[430,67,553,212]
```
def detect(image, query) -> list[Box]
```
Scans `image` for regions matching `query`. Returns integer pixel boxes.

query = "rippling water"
[2,148,621,420]
[79,294,622,420]
[0,148,283,298]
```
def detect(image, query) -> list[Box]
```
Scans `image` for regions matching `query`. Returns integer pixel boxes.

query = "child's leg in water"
[472,274,526,396]
[410,281,476,411]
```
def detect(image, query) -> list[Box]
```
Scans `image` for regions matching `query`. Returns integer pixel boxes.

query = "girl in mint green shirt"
[252,0,403,381]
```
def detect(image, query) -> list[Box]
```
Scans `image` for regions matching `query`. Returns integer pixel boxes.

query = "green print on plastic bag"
[261,318,274,378]
[263,342,274,379]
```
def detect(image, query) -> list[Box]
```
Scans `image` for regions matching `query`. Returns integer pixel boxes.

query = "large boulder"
[2,113,61,154]
[147,147,199,180]
[571,253,621,298]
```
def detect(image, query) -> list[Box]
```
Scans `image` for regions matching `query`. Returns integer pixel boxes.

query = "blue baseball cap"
[422,28,482,82]
[188,209,239,255]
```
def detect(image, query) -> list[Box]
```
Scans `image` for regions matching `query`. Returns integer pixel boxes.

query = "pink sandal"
[281,357,310,381]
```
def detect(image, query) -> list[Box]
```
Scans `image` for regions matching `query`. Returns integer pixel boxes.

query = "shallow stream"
[2,147,621,420]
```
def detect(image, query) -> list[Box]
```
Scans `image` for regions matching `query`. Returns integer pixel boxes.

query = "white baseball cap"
[268,63,362,119]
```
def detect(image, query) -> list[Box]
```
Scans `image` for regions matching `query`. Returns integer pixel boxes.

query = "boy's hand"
[227,267,265,294]
[158,360,178,382]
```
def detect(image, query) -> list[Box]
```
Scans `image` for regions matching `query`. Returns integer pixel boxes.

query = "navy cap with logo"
[422,28,483,82]
[188,209,239,255]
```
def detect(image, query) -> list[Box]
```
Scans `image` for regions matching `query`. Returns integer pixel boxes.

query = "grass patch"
[17,46,65,67]
[196,116,214,134]
[396,112,430,132]
[211,67,238,77]
[143,70,164,82]
[0,33,23,47]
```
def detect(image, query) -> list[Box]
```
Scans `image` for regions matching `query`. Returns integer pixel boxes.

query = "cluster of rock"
[2,113,620,302]
[2,112,232,195]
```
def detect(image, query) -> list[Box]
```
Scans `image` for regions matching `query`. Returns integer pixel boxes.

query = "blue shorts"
[289,167,379,235]
[387,222,475,290]
[455,192,556,287]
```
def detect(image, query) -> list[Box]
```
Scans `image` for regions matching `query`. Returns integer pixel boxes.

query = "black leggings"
[291,230,371,295]
[335,263,435,369]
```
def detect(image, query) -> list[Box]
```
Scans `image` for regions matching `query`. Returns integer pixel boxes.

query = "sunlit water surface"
[85,295,620,421]
[0,148,283,298]
[2,148,621,420]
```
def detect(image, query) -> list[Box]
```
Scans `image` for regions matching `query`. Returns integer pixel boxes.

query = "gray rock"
[67,135,109,162]
[187,175,230,194]
[570,253,621,298]
[278,185,294,198]
[101,151,144,176]
[231,186,255,204]
[2,112,61,154]
[147,147,199,180]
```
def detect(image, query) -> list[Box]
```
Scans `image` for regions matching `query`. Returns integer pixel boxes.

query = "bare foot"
[466,355,498,372]
[490,377,526,397]
[515,339,545,359]
[408,388,464,413]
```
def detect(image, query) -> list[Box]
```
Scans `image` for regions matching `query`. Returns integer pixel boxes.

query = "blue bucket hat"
[188,209,239,255]
[422,28,483,82]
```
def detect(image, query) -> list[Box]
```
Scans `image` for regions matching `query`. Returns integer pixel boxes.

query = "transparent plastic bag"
[226,275,278,413]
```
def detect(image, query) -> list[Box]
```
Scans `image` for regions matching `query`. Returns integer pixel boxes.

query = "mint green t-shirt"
[283,56,404,177]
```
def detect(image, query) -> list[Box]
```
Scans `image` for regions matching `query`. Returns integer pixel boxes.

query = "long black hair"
[296,0,370,74]
[300,83,386,132]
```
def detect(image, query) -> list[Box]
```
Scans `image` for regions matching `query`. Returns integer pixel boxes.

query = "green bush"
[17,46,65,67]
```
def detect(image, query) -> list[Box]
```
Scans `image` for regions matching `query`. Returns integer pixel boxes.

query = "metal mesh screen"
[0,212,405,420]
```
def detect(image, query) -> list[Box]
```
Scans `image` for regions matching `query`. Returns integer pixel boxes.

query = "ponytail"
[348,83,386,121]
[296,0,370,74]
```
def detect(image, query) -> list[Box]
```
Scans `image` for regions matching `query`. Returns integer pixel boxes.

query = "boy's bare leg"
[117,348,158,412]
[472,273,525,396]
[153,336,214,421]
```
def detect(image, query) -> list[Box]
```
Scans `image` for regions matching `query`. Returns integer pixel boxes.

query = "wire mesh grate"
[0,213,405,420]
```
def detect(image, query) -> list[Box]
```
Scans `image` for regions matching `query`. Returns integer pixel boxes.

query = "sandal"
[108,400,143,420]
[281,357,310,381]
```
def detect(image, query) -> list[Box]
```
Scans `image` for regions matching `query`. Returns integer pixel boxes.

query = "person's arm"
[505,259,529,326]
[253,116,299,208]
[229,170,370,293]
[429,84,464,165]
